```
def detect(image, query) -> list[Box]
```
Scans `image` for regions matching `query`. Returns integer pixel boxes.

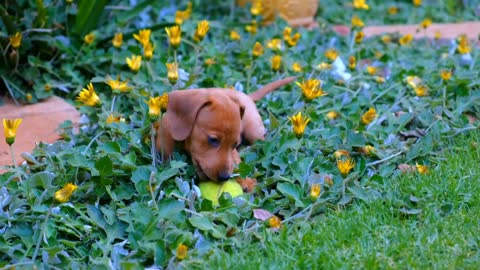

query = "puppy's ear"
[229,96,245,119]
[164,90,211,141]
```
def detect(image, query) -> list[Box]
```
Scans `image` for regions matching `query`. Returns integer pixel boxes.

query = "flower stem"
[9,144,22,182]
[110,95,117,113]
[32,202,53,262]
[82,130,105,155]
[151,123,157,166]
[442,85,446,111]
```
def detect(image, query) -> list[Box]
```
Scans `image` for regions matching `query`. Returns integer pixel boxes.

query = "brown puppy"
[156,77,296,191]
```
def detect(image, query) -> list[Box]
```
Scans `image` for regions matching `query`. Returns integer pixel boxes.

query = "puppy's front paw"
[235,177,257,193]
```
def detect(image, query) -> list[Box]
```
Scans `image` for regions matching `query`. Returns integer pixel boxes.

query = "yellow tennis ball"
[219,180,243,198]
[199,181,221,206]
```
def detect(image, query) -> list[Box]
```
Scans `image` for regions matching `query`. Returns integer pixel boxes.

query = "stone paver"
[0,96,79,172]
[333,21,480,41]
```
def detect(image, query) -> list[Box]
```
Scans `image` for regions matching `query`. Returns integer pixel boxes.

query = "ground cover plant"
[1,0,479,268]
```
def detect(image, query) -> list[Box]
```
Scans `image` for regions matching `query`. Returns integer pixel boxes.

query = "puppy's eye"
[207,136,220,147]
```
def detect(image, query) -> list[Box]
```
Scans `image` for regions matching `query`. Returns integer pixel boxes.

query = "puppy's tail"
[248,76,297,102]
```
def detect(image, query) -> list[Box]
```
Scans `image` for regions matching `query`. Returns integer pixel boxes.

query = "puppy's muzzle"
[217,171,231,182]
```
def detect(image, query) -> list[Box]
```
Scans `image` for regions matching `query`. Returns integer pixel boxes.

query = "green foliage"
[1,0,480,268]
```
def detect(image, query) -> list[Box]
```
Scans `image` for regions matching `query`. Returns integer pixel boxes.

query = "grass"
[196,130,480,269]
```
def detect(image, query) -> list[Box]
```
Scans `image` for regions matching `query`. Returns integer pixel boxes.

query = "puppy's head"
[165,90,244,182]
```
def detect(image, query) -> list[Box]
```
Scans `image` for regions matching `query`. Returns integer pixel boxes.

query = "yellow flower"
[353,0,369,10]
[175,2,192,25]
[348,56,356,70]
[252,42,264,58]
[271,55,282,71]
[283,27,301,47]
[434,31,441,40]
[440,70,452,81]
[457,34,471,54]
[292,62,303,72]
[268,215,282,229]
[288,112,310,137]
[361,107,377,125]
[126,55,142,72]
[165,25,182,49]
[230,30,241,41]
[416,163,429,174]
[3,118,22,145]
[285,33,300,47]
[375,76,386,84]
[413,0,421,7]
[166,62,179,85]
[204,58,215,66]
[77,83,100,107]
[334,149,350,159]
[374,51,383,59]
[337,158,355,176]
[354,31,364,44]
[176,244,188,260]
[388,6,398,15]
[351,15,364,28]
[144,42,154,60]
[193,20,209,43]
[324,48,338,61]
[381,35,392,44]
[245,20,257,35]
[326,111,339,120]
[420,18,432,29]
[283,27,292,40]
[9,32,22,49]
[267,38,282,51]
[84,33,95,45]
[316,62,332,70]
[414,85,428,96]
[133,29,151,47]
[366,66,377,75]
[296,79,327,100]
[250,0,263,16]
[105,76,132,93]
[106,114,121,124]
[406,76,422,88]
[362,145,376,156]
[146,93,168,118]
[399,34,413,46]
[54,183,78,203]
[44,84,52,92]
[310,184,321,199]
[112,32,123,48]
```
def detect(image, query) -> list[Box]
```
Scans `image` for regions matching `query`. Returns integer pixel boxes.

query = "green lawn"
[195,131,480,269]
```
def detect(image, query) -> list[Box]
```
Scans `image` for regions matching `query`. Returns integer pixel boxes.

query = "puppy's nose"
[218,172,231,182]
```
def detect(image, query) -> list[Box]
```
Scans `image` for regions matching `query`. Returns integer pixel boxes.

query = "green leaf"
[277,182,304,207]
[157,199,185,220]
[188,216,225,239]
[268,110,280,129]
[73,0,108,36]
[95,156,113,177]
[346,129,366,147]
[347,186,371,202]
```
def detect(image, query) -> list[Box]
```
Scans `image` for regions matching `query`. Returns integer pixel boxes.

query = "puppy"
[156,77,296,191]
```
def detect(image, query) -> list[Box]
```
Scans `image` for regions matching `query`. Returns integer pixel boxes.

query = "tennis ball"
[199,181,221,206]
[219,180,243,198]
[199,180,243,206]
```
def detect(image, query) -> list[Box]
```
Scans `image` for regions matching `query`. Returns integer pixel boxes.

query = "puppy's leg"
[155,116,175,160]
[232,149,258,192]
